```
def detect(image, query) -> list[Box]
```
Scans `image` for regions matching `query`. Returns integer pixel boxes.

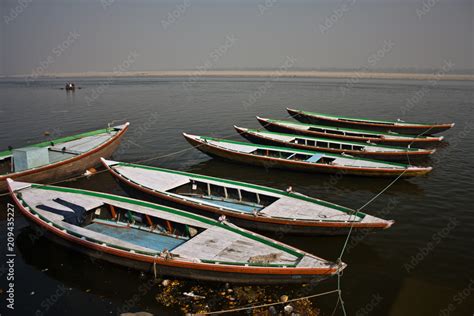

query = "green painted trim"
[265,118,432,139]
[198,135,408,168]
[115,162,366,219]
[201,259,297,268]
[295,109,431,125]
[29,184,303,259]
[244,128,420,152]
[0,127,112,159]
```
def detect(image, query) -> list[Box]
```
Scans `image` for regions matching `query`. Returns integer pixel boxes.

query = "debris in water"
[183,291,205,299]
[283,304,294,314]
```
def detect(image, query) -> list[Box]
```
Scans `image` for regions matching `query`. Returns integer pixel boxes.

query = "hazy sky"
[1,0,472,75]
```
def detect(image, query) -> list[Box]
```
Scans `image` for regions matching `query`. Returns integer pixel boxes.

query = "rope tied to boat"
[197,289,340,315]
[153,255,158,279]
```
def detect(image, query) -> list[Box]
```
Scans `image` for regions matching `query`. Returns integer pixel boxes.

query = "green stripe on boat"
[199,135,408,167]
[0,127,112,159]
[244,128,420,151]
[295,109,430,125]
[266,118,431,138]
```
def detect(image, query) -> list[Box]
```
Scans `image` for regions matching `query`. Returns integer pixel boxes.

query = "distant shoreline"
[2,70,474,81]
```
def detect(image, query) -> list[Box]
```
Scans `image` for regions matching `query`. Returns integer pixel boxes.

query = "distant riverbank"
[3,70,474,81]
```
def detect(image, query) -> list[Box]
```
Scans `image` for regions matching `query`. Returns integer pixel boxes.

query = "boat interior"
[338,118,394,125]
[25,192,201,253]
[251,148,336,164]
[0,130,118,176]
[306,126,382,138]
[168,180,279,213]
[16,185,304,265]
[291,138,366,151]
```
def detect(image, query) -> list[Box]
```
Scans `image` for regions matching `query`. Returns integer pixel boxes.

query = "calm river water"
[0,77,473,315]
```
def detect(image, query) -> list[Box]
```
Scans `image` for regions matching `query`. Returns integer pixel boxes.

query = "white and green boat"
[8,179,345,284]
[102,159,394,235]
[287,108,454,135]
[257,117,443,148]
[235,126,435,161]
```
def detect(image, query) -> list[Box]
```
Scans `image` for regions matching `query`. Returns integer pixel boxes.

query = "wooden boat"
[234,126,435,162]
[257,117,443,148]
[183,133,432,177]
[288,108,455,135]
[7,179,345,284]
[102,159,394,235]
[0,123,129,192]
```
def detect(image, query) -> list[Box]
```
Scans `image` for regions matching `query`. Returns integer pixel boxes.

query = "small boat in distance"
[65,82,75,91]
[288,108,455,135]
[102,159,394,235]
[8,179,345,284]
[234,126,435,161]
[257,117,443,148]
[183,133,432,177]
[0,123,129,192]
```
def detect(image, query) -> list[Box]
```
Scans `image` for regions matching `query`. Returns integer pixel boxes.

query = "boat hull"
[184,135,431,177]
[237,127,434,162]
[259,118,442,148]
[0,125,128,192]
[288,108,454,135]
[11,189,337,285]
[104,163,391,236]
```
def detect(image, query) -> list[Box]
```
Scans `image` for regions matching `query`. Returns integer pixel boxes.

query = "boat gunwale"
[235,126,429,153]
[288,108,454,128]
[258,117,442,140]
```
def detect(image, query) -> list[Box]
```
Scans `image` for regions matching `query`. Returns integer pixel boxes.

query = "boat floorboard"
[171,226,298,264]
[86,222,186,252]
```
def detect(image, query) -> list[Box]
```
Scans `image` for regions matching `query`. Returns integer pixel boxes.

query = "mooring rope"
[331,125,436,315]
[198,289,340,315]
